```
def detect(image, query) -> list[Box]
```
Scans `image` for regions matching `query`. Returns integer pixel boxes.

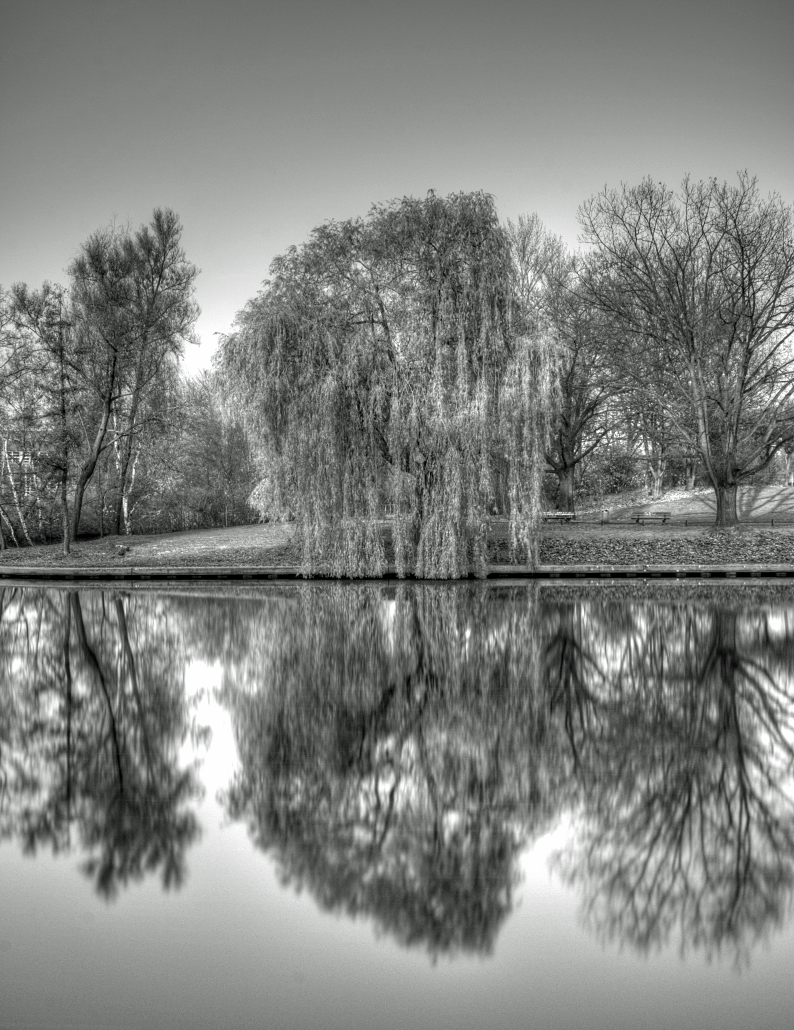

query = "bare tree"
[579,174,794,526]
[544,254,613,512]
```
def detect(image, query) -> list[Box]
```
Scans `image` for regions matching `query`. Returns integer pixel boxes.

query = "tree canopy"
[0,210,249,552]
[4,175,794,554]
[218,191,556,577]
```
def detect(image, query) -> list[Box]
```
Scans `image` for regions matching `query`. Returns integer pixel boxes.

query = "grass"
[1,486,794,573]
[572,484,794,523]
[0,522,300,569]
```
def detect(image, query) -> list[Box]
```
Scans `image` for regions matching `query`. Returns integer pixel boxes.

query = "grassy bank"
[1,519,793,573]
[0,523,299,570]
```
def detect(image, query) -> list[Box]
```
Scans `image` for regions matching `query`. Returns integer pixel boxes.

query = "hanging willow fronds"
[218,191,557,578]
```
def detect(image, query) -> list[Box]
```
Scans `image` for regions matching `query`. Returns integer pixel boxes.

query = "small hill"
[608,486,794,523]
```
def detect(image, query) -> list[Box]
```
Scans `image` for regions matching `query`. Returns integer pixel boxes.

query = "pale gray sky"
[2,0,792,374]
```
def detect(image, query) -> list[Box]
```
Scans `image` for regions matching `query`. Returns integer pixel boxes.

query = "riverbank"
[538,522,794,567]
[1,521,793,577]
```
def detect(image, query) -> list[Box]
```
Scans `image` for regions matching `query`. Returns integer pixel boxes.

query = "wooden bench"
[631,510,671,524]
[542,511,576,522]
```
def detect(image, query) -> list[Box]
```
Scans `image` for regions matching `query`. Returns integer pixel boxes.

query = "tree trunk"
[0,503,18,547]
[114,433,131,535]
[113,381,146,535]
[491,452,509,516]
[715,483,739,527]
[97,468,104,537]
[556,466,575,513]
[71,592,124,790]
[649,459,665,500]
[71,469,92,542]
[60,466,70,556]
[120,448,139,535]
[63,597,73,825]
[71,399,113,540]
[114,596,154,770]
[685,456,696,492]
[57,321,70,555]
[4,444,33,546]
[113,489,124,536]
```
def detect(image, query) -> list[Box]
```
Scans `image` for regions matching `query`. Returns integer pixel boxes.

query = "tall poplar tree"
[109,210,199,535]
[68,209,198,539]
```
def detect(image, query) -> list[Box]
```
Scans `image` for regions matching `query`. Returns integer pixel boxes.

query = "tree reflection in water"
[218,584,567,956]
[3,583,794,961]
[0,586,203,897]
[215,585,794,961]
[550,601,794,961]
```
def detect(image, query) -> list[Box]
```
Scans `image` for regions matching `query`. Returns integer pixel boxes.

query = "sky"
[2,0,792,375]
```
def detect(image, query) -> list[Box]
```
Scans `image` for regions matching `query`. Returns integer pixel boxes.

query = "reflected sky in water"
[2,582,794,1029]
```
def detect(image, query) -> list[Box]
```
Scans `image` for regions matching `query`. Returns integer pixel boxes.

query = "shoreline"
[2,519,793,581]
[2,563,794,582]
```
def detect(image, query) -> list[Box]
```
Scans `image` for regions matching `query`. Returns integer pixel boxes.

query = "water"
[2,581,794,1030]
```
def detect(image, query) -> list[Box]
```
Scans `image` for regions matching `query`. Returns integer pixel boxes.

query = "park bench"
[631,510,671,524]
[542,511,576,523]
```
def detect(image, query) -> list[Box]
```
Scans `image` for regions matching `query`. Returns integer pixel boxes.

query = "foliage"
[67,209,200,538]
[506,218,613,514]
[218,192,556,577]
[0,211,201,550]
[1,284,77,550]
[135,371,257,532]
[216,583,557,955]
[0,586,203,897]
[5,174,794,549]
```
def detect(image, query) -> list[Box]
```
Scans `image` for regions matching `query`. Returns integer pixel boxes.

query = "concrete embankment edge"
[2,564,794,581]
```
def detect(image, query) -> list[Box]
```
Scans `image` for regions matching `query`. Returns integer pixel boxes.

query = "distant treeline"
[0,210,256,554]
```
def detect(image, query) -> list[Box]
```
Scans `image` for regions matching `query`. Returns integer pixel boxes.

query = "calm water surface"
[2,582,794,1029]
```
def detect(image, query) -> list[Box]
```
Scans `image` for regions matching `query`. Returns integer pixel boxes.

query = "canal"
[2,581,794,1029]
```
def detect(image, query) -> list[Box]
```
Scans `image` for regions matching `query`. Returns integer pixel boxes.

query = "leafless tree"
[579,174,794,526]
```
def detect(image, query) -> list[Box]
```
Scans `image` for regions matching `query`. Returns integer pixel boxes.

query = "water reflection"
[0,586,203,897]
[2,582,794,964]
[208,586,794,959]
[214,586,559,956]
[549,602,794,960]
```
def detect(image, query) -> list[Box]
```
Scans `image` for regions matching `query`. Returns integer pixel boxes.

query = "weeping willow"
[218,191,556,577]
[219,582,554,955]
